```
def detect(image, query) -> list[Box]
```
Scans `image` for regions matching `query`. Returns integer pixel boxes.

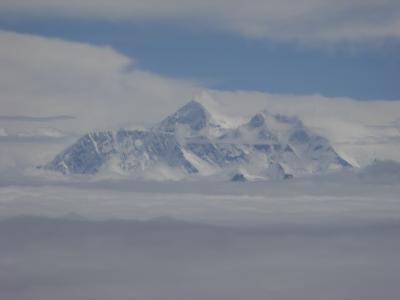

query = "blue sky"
[1,17,399,101]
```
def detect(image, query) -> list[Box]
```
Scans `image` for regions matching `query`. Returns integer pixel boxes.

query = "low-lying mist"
[1,216,400,300]
[0,162,399,299]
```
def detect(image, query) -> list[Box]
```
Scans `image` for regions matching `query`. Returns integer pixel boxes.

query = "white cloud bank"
[0,0,400,42]
[0,30,201,133]
[0,30,399,170]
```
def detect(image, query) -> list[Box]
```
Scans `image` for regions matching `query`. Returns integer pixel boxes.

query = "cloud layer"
[1,175,400,299]
[0,30,200,133]
[2,215,400,300]
[1,0,400,42]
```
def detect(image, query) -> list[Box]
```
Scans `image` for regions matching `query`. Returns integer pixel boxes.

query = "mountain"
[46,130,198,178]
[44,99,352,180]
[215,110,350,179]
[156,100,214,133]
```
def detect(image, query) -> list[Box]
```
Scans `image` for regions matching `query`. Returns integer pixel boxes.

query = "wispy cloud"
[0,0,399,43]
[0,115,75,122]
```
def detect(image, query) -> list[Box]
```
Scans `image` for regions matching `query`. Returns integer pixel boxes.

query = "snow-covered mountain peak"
[156,100,210,132]
[243,110,305,142]
[44,99,353,181]
[154,99,228,138]
[248,113,266,128]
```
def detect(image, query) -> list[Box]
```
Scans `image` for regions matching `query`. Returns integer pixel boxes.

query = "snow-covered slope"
[46,130,197,177]
[215,110,350,179]
[155,100,229,138]
[45,100,352,180]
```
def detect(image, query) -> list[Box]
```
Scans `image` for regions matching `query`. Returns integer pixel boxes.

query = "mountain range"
[44,100,352,181]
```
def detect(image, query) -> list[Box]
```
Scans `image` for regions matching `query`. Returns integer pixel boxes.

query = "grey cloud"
[336,136,400,145]
[367,118,400,130]
[0,135,73,144]
[1,161,399,299]
[0,168,399,225]
[0,115,75,122]
[1,215,400,300]
[0,0,400,42]
[357,159,400,184]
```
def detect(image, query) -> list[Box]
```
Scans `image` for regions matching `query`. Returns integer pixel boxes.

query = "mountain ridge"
[44,99,352,181]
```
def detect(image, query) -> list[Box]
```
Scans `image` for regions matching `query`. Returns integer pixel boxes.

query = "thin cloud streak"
[0,115,75,122]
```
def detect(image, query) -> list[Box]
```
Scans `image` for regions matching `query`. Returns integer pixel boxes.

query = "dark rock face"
[289,129,311,144]
[249,113,265,128]
[231,173,247,182]
[156,100,209,133]
[186,140,246,167]
[46,129,198,175]
[48,132,115,174]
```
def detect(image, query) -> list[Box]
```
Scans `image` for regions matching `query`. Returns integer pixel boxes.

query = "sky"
[1,3,400,298]
[0,4,400,100]
[0,1,399,169]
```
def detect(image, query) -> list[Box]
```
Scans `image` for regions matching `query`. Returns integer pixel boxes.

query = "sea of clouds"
[1,163,399,300]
